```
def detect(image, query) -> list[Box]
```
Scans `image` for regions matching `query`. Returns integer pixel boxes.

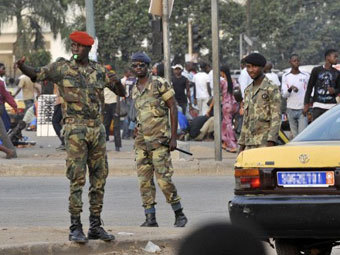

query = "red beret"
[69,31,94,46]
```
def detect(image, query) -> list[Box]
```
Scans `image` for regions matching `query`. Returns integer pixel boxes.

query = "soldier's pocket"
[149,100,166,117]
[64,126,85,153]
[153,147,172,175]
[255,118,270,132]
[66,159,86,182]
[63,83,80,103]
[99,124,107,142]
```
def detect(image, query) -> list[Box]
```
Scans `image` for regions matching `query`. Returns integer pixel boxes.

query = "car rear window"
[293,105,340,142]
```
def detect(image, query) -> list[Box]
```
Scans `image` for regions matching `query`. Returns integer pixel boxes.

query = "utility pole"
[85,0,96,38]
[162,0,171,81]
[239,33,243,62]
[188,18,193,59]
[85,0,97,61]
[246,0,251,54]
[211,0,222,161]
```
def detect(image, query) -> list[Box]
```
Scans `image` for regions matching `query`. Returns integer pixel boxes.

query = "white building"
[0,19,69,77]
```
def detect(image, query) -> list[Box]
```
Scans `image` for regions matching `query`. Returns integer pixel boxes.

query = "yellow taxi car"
[228,105,340,255]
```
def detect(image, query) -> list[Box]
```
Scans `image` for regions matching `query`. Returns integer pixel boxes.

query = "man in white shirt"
[264,62,281,86]
[281,54,310,137]
[13,74,40,112]
[182,62,194,82]
[193,62,211,116]
[235,58,253,136]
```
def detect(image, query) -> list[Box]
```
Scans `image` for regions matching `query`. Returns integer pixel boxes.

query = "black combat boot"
[88,215,115,241]
[140,213,159,227]
[174,208,188,227]
[69,216,88,243]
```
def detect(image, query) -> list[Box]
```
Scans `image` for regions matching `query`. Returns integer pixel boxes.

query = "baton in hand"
[160,142,193,156]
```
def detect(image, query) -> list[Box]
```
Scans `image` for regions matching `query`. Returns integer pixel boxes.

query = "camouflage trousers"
[135,144,181,209]
[245,144,265,150]
[64,123,108,217]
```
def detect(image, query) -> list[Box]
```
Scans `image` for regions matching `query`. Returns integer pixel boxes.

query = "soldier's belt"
[64,117,101,127]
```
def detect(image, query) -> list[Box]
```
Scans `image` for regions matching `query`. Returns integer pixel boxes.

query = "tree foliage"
[89,0,246,70]
[0,0,70,60]
[25,49,52,67]
[243,0,340,69]
[2,0,339,72]
[93,0,151,72]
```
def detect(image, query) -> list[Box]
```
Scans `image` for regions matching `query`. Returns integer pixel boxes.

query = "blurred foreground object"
[177,222,265,255]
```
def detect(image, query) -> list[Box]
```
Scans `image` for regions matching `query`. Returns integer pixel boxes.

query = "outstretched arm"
[15,57,37,81]
[107,72,126,97]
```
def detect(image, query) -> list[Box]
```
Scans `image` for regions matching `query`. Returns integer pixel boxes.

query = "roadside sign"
[243,34,253,47]
[149,0,174,17]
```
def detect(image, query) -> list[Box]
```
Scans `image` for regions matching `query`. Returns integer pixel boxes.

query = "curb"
[0,160,235,177]
[0,238,178,255]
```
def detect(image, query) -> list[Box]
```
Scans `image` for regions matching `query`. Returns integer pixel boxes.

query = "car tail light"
[235,168,260,189]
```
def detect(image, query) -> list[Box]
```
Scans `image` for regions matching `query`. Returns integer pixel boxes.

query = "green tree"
[57,0,340,72]
[25,49,52,67]
[0,0,70,58]
[169,0,245,68]
[93,0,151,73]
[246,0,340,69]
[66,1,245,71]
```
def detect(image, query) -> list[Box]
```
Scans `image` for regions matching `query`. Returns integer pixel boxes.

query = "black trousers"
[178,102,187,115]
[103,103,121,148]
[0,105,16,151]
[312,107,328,121]
[52,104,64,145]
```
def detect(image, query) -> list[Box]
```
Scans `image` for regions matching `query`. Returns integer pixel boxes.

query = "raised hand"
[14,56,26,69]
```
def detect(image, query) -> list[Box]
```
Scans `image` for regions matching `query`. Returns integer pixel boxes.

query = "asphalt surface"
[0,130,237,177]
[3,133,340,254]
[0,176,233,227]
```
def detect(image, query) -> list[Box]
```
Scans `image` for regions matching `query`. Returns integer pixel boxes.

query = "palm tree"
[0,0,70,58]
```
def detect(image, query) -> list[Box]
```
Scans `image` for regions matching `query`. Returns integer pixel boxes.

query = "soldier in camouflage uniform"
[16,31,125,243]
[238,53,281,152]
[131,52,188,227]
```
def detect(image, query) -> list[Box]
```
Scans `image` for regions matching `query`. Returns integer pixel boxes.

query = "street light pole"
[211,0,222,161]
[85,0,96,38]
[162,0,171,81]
[240,33,243,62]
[85,0,97,61]
[188,18,193,59]
[246,0,251,54]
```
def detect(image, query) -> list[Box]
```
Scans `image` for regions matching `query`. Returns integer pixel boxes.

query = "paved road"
[0,176,233,227]
[2,176,340,254]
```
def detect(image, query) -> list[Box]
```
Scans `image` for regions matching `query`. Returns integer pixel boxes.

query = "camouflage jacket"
[132,75,175,149]
[35,58,119,120]
[238,76,281,146]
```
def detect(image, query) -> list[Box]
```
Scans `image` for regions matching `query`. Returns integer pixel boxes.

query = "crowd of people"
[1,48,340,158]
[1,29,340,244]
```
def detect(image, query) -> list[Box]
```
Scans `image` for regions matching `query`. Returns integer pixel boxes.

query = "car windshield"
[293,105,340,142]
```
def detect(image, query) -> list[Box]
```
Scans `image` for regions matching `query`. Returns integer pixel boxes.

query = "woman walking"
[220,65,238,153]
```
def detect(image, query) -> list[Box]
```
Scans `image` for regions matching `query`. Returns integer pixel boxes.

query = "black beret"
[131,52,151,64]
[244,53,267,67]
